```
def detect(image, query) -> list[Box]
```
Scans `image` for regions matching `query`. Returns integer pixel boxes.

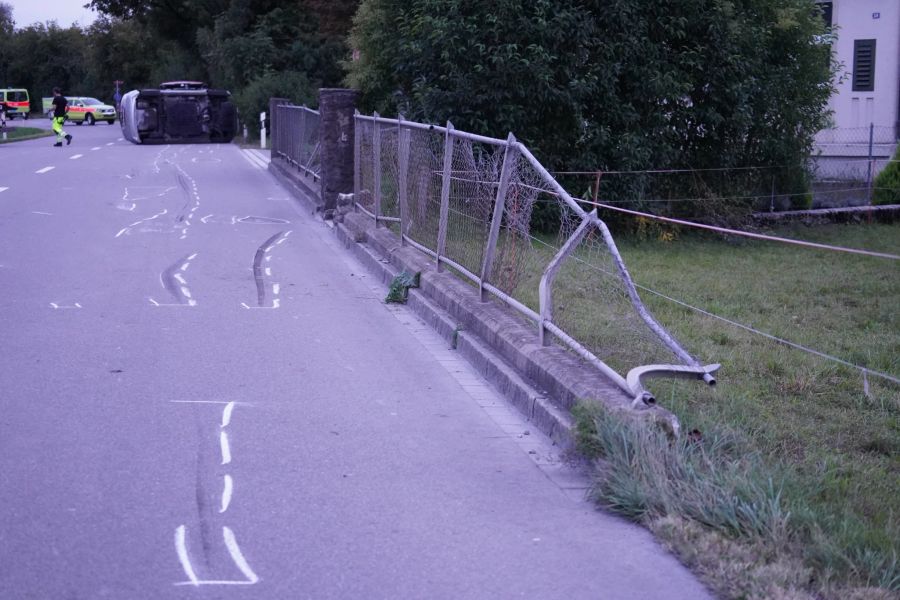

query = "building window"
[852,39,876,92]
[818,2,833,28]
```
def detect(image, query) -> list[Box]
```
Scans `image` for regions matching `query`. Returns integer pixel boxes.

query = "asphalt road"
[0,122,713,599]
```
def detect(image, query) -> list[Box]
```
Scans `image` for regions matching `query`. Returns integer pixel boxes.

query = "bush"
[234,71,316,137]
[346,0,836,223]
[872,146,900,206]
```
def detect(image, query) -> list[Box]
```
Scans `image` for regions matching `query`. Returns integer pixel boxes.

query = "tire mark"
[251,231,290,308]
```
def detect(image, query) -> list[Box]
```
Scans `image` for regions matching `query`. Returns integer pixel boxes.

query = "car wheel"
[75,121,83,126]
[85,114,95,126]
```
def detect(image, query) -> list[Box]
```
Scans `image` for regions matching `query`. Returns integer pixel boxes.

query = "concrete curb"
[333,217,576,448]
[331,212,656,449]
[270,155,674,448]
[269,158,322,215]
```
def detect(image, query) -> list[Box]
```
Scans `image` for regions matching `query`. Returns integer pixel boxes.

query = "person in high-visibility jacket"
[51,87,72,147]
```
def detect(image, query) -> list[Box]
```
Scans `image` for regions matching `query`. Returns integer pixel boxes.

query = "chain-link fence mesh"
[402,127,444,248]
[274,105,321,180]
[440,136,505,275]
[379,125,400,223]
[356,118,376,215]
[354,113,702,382]
[549,229,679,374]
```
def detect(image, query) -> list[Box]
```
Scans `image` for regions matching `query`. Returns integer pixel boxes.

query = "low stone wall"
[269,157,322,214]
[333,211,677,447]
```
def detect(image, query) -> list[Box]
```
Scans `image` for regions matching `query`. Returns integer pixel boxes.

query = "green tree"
[6,23,90,108]
[347,0,837,220]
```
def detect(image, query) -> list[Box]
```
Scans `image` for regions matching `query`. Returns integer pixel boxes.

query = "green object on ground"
[385,271,420,304]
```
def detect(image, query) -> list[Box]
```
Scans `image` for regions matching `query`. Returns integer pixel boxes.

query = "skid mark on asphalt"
[243,230,292,309]
[149,253,198,307]
[173,401,259,586]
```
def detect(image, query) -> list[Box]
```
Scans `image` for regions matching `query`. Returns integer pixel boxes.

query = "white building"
[815,0,899,183]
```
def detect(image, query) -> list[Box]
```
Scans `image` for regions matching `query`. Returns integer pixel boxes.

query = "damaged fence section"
[272,104,321,181]
[353,112,719,410]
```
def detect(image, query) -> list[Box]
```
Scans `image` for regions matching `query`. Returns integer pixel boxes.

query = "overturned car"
[120,81,237,144]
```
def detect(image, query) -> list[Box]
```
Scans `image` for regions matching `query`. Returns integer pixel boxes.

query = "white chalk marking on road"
[49,302,82,309]
[35,166,55,174]
[174,526,200,586]
[264,255,272,262]
[31,211,53,215]
[170,400,252,405]
[219,475,233,513]
[222,527,259,583]
[180,287,192,298]
[106,142,114,146]
[91,146,101,151]
[220,431,232,465]
[148,297,196,308]
[264,267,271,276]
[200,214,214,223]
[180,263,190,272]
[240,300,280,310]
[188,253,198,260]
[173,273,186,285]
[221,401,235,428]
[69,154,83,160]
[116,208,168,238]
[0,187,8,193]
[175,580,256,586]
[272,283,280,295]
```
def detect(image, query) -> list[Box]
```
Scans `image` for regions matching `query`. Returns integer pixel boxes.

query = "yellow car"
[43,96,117,125]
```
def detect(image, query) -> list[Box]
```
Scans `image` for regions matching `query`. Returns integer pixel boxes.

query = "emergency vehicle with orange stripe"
[41,96,117,125]
[0,89,31,119]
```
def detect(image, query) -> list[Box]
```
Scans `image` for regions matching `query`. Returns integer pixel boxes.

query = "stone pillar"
[318,88,359,215]
[269,97,289,158]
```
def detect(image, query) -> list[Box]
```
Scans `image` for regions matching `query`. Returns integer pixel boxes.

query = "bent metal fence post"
[351,112,718,410]
[479,133,517,302]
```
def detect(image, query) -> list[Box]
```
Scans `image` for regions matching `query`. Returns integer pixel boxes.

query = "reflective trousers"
[52,116,67,142]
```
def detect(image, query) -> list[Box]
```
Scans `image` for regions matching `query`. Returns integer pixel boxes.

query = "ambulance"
[0,89,31,119]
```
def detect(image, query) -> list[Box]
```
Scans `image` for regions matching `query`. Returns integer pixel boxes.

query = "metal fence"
[354,112,719,409]
[273,104,321,181]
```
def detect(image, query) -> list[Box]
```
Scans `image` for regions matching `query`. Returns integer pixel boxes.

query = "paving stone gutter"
[270,157,678,450]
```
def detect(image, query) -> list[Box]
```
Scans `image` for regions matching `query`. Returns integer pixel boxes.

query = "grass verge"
[570,222,898,599]
[0,126,53,144]
[574,403,897,599]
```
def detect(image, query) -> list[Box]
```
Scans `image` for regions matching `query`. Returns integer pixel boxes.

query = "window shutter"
[852,39,876,92]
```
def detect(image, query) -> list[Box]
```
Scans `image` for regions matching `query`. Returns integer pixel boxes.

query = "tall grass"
[572,222,899,598]
[574,403,898,599]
